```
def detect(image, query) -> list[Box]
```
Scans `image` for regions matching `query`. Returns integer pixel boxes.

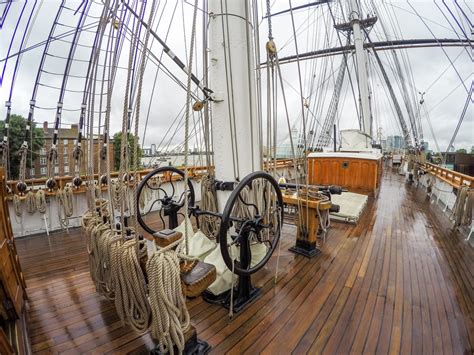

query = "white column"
[208,0,261,210]
[348,0,372,138]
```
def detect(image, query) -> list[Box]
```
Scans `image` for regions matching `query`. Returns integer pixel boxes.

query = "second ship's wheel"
[136,166,195,235]
[219,171,284,276]
[200,171,284,313]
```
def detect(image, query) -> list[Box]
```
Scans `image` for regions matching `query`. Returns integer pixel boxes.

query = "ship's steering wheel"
[136,166,195,235]
[218,171,284,276]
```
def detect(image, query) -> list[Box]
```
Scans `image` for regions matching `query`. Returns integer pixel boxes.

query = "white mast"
[208,0,260,210]
[348,0,372,138]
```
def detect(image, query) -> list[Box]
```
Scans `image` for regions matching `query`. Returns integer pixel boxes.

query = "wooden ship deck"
[16,172,473,354]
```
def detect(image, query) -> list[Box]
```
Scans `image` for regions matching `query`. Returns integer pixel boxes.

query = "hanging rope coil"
[95,226,118,300]
[82,213,102,284]
[36,188,47,214]
[147,239,190,355]
[200,174,219,238]
[57,185,74,229]
[13,194,22,217]
[452,186,473,228]
[25,190,36,214]
[111,237,151,333]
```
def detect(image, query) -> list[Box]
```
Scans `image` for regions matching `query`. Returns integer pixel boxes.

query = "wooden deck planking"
[14,173,474,354]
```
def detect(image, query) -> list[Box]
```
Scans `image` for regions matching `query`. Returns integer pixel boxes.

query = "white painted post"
[208,0,260,211]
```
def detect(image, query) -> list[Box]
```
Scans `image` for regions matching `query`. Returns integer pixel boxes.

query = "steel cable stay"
[379,1,443,143]
[444,83,473,159]
[103,0,213,101]
[123,0,179,141]
[366,41,413,149]
[442,0,472,41]
[45,1,92,192]
[314,36,350,150]
[1,0,40,182]
[72,0,116,190]
[328,2,360,132]
[369,50,414,146]
[370,3,420,146]
[407,2,471,99]
[306,13,333,149]
[107,14,202,102]
[426,76,471,116]
[0,0,13,29]
[263,0,306,240]
[0,21,102,64]
[124,0,148,135]
[16,0,67,194]
[94,1,123,193]
[433,1,472,59]
[0,0,27,86]
[141,0,179,148]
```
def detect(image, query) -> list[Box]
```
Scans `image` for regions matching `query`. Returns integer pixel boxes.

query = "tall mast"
[208,0,260,209]
[348,0,372,138]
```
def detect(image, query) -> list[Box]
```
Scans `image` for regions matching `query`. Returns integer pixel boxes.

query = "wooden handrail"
[419,162,473,188]
[6,159,304,197]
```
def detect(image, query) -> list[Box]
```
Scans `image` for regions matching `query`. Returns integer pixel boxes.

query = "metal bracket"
[214,180,235,191]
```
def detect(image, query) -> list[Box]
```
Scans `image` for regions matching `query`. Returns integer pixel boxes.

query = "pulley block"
[46,178,57,190]
[16,181,27,194]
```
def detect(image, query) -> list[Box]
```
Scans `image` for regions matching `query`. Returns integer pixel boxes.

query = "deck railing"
[6,158,304,197]
[419,162,473,188]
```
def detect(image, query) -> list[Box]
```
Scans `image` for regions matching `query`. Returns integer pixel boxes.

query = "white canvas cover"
[203,235,267,296]
[330,191,368,224]
[188,230,217,261]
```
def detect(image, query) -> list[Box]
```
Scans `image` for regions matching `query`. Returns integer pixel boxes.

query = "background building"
[27,122,114,179]
[386,135,405,152]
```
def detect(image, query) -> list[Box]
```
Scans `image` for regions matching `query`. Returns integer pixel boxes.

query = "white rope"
[26,190,36,214]
[13,194,22,218]
[451,186,473,227]
[36,188,47,214]
[147,238,190,355]
[183,0,199,255]
[112,237,151,333]
[57,185,74,229]
[200,174,219,238]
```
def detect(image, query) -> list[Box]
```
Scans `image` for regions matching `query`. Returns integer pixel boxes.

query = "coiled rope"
[94,226,117,300]
[112,237,150,333]
[57,185,74,229]
[147,238,191,355]
[452,186,473,228]
[26,190,36,214]
[13,194,22,218]
[200,173,219,238]
[36,188,47,213]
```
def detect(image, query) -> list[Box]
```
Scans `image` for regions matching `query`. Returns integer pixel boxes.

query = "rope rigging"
[315,37,349,150]
[0,0,40,181]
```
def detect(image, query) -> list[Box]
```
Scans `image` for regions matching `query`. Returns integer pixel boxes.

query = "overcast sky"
[0,0,472,153]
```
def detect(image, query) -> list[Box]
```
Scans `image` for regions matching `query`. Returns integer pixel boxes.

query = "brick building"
[27,122,114,179]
